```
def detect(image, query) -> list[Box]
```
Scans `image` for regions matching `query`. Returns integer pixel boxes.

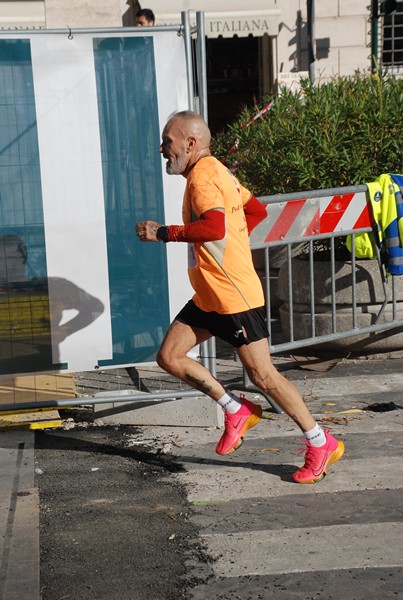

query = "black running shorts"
[175,300,269,347]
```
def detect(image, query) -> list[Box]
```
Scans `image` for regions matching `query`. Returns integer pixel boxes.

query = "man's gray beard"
[166,163,177,175]
[166,155,187,175]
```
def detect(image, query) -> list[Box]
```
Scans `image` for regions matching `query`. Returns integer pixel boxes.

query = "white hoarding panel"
[0,29,190,375]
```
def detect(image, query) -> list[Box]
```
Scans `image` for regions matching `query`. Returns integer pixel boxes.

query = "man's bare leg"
[157,320,265,455]
[236,337,345,482]
[236,337,316,432]
[156,320,226,399]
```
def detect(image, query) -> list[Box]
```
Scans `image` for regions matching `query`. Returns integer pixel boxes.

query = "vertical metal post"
[181,11,195,110]
[392,275,397,319]
[351,234,357,329]
[309,240,316,337]
[371,0,380,74]
[195,11,215,373]
[264,247,272,339]
[330,236,337,332]
[187,11,215,375]
[196,12,208,122]
[287,243,294,341]
[307,0,315,83]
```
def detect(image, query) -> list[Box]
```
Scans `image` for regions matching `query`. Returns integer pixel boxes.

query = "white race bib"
[187,243,197,268]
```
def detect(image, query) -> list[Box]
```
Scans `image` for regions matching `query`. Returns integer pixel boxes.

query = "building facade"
[1,0,401,131]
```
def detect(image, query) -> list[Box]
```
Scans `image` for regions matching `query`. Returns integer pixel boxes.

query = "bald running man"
[135,111,344,483]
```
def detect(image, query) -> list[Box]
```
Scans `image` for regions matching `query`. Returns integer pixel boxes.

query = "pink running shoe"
[292,430,345,484]
[216,396,262,455]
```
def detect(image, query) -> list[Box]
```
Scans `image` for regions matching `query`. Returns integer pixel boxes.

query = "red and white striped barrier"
[250,190,371,245]
[227,101,275,171]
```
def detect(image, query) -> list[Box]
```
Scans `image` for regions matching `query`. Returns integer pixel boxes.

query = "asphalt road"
[35,426,207,600]
[33,357,403,600]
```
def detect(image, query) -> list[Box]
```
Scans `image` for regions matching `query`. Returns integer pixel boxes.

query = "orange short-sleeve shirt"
[183,156,264,314]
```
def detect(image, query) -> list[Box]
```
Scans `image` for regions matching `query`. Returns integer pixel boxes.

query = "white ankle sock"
[304,424,326,447]
[217,391,242,414]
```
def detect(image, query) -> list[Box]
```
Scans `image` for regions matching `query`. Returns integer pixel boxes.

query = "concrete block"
[316,0,339,18]
[45,0,122,28]
[278,259,403,305]
[339,0,369,18]
[93,393,225,428]
[277,259,403,352]
[279,304,403,352]
[1,488,40,600]
[317,16,367,47]
[0,431,35,491]
[339,46,371,76]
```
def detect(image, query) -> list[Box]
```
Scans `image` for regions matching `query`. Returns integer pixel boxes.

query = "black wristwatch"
[156,226,169,242]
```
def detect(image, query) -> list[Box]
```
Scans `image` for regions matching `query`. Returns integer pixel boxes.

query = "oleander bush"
[212,72,403,195]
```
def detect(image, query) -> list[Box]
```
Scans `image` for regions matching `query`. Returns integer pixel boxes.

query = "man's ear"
[186,136,196,152]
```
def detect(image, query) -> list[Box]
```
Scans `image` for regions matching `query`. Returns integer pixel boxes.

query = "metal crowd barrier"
[2,185,402,415]
[229,184,403,409]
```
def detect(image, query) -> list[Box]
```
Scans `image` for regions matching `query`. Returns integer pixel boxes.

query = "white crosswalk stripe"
[202,523,403,577]
[179,454,403,502]
[166,374,403,599]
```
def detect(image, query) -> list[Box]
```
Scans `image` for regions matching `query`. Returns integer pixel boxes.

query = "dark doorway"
[206,35,260,134]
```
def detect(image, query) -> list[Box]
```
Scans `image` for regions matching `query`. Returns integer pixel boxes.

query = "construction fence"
[0,16,402,414]
[2,180,403,414]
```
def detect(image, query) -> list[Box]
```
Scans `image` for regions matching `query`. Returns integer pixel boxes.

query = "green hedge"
[212,73,403,195]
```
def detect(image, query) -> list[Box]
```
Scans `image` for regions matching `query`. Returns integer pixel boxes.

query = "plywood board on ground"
[0,373,76,405]
[0,408,62,430]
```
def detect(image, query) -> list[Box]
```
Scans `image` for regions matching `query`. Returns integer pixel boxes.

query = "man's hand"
[135,220,163,242]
